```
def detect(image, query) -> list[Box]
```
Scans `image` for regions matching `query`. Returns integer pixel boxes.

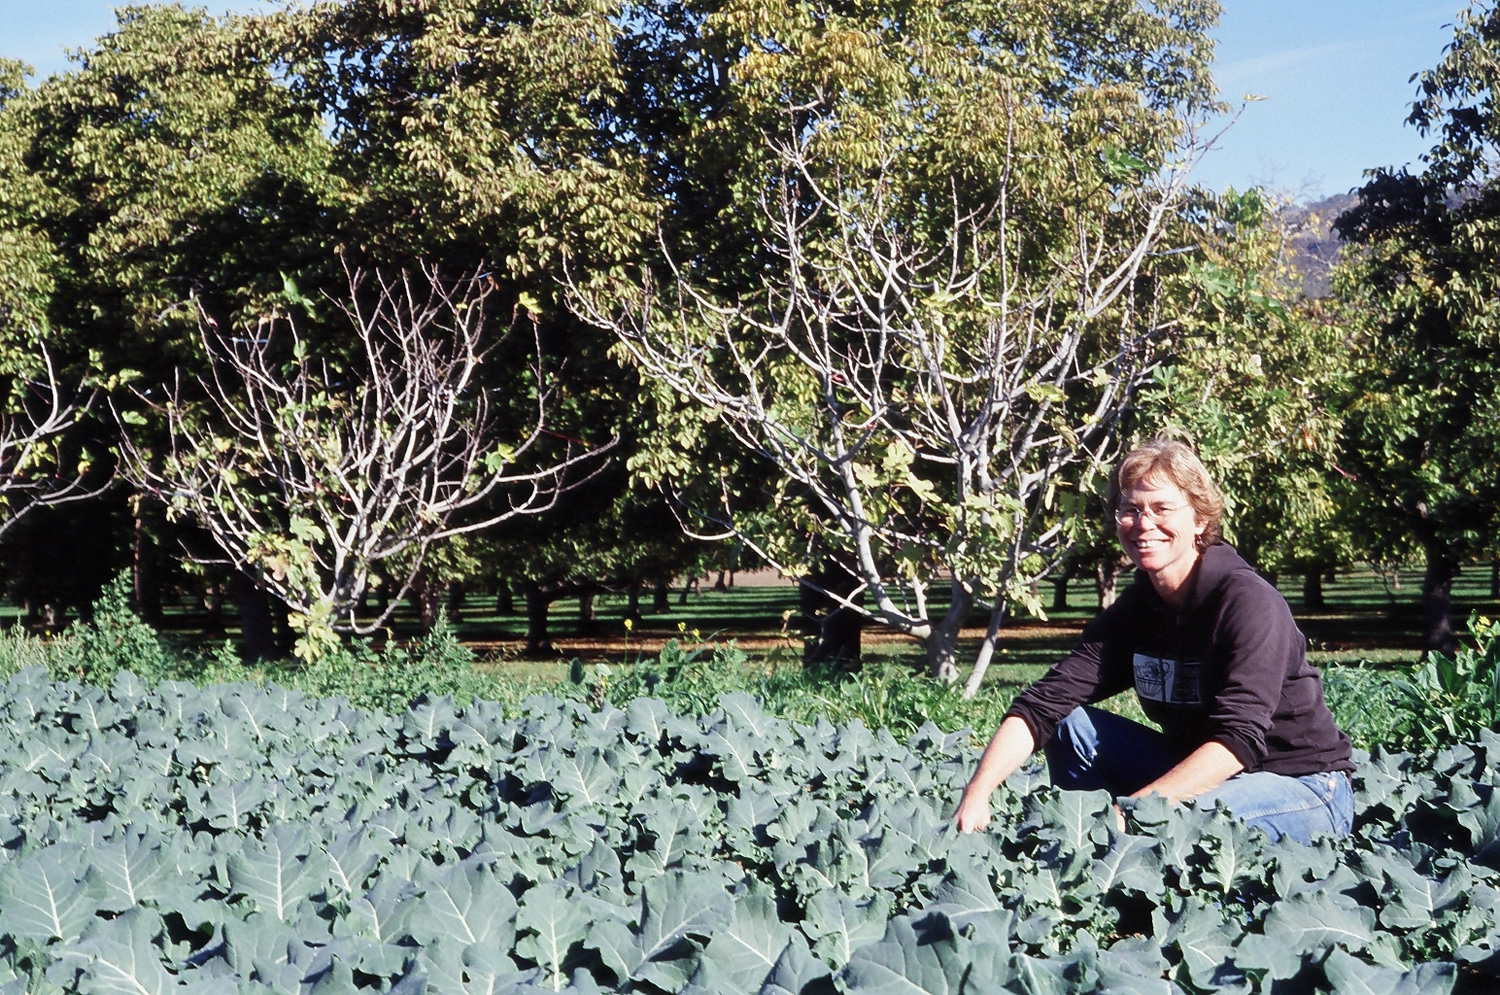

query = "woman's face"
[1115,476,1206,589]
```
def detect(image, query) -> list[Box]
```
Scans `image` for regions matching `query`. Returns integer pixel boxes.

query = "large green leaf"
[623,697,671,746]
[1094,937,1172,995]
[514,880,590,991]
[1322,949,1457,995]
[49,908,177,995]
[1259,890,1402,966]
[624,799,705,878]
[0,845,104,942]
[406,862,518,948]
[758,932,832,995]
[703,729,760,783]
[198,776,269,831]
[804,891,891,966]
[1192,816,1265,894]
[1027,788,1113,854]
[584,870,731,987]
[1090,834,1161,898]
[925,859,1004,919]
[693,893,793,991]
[1157,901,1245,992]
[417,936,531,995]
[323,830,389,898]
[1376,857,1470,930]
[839,915,972,995]
[226,825,324,923]
[336,877,416,945]
[632,870,733,990]
[91,828,180,914]
[534,746,619,809]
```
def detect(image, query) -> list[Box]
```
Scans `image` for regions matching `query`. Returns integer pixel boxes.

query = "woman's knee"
[1044,707,1099,775]
[1199,770,1353,844]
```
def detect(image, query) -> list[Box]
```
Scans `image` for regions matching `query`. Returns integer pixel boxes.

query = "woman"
[954,438,1354,844]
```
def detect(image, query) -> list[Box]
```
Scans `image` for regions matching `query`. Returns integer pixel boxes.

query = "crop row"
[0,666,1493,993]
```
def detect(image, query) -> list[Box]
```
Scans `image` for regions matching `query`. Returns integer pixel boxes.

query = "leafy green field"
[7,562,1497,756]
[0,571,1494,992]
[0,665,1496,994]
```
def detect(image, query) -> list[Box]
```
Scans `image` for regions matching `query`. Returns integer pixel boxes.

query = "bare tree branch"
[118,259,614,652]
[570,93,1206,686]
[0,341,105,537]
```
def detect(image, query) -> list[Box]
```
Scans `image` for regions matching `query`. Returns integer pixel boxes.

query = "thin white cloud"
[1215,39,1368,89]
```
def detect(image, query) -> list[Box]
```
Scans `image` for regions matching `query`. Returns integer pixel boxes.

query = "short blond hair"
[1108,438,1225,549]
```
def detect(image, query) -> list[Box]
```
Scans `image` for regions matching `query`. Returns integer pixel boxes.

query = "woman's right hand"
[953,787,992,833]
[954,716,1035,834]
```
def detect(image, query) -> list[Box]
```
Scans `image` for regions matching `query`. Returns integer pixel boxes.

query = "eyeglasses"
[1114,503,1187,527]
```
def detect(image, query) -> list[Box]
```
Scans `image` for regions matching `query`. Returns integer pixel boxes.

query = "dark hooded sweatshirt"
[1005,542,1354,776]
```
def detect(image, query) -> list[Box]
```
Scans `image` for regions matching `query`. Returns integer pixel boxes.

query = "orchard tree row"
[0,0,1495,687]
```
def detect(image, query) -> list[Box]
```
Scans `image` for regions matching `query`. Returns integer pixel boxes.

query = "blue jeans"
[1043,706,1354,844]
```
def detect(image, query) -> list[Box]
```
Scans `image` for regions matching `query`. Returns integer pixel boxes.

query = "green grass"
[445,561,1498,671]
[72,559,1497,677]
[12,562,1498,752]
[450,561,1499,747]
[10,560,1499,750]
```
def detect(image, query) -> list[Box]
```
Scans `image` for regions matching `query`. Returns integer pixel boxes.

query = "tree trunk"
[714,570,727,591]
[201,581,226,637]
[131,511,163,627]
[412,577,443,633]
[926,582,974,682]
[1096,554,1129,608]
[800,570,864,669]
[925,620,961,684]
[625,584,642,623]
[678,578,693,605]
[41,603,67,632]
[269,593,293,654]
[496,583,514,615]
[577,591,598,634]
[232,571,277,662]
[1420,539,1460,655]
[1051,574,1070,611]
[1302,570,1325,610]
[652,580,671,614]
[1492,557,1499,600]
[446,582,466,625]
[962,604,1005,698]
[525,586,554,655]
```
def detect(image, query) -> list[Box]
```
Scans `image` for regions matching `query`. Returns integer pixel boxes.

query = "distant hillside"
[1281,192,1356,298]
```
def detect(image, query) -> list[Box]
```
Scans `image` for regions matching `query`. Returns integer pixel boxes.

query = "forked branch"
[119,261,613,652]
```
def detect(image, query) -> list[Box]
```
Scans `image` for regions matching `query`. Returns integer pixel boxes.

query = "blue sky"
[0,0,1474,200]
[1198,0,1466,198]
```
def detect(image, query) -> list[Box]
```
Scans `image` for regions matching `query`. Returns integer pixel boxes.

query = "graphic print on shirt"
[1133,653,1203,705]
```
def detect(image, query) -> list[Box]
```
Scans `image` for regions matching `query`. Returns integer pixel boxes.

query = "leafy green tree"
[1332,2,1500,652]
[1,7,339,370]
[571,0,1222,683]
[1141,188,1357,600]
[262,0,726,634]
[0,7,344,632]
[0,3,673,646]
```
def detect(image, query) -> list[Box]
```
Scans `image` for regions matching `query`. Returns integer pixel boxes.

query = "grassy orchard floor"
[7,562,1493,695]
[457,563,1497,681]
[5,567,1488,708]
